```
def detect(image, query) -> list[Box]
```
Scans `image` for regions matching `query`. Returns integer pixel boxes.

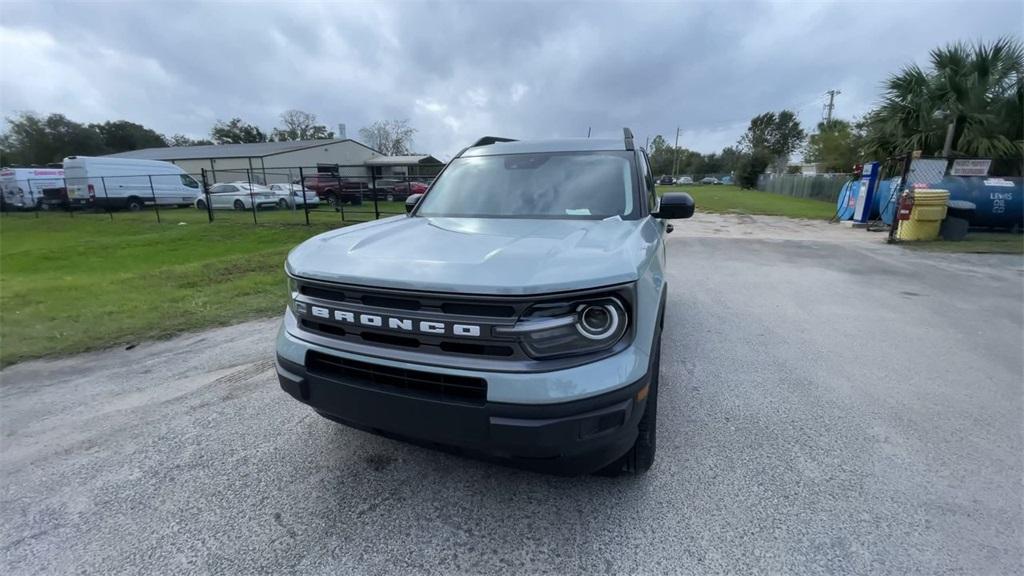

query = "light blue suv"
[276,129,695,475]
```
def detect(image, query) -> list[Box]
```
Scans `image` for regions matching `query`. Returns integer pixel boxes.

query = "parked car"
[299,174,366,208]
[700,177,721,185]
[269,183,320,209]
[0,167,64,210]
[676,176,694,185]
[196,182,278,211]
[657,175,675,185]
[376,180,429,202]
[63,156,201,211]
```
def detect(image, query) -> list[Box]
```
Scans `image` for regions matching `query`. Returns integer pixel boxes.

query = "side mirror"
[405,193,423,214]
[654,192,694,219]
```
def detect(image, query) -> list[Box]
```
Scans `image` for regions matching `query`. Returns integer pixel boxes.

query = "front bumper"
[276,352,650,475]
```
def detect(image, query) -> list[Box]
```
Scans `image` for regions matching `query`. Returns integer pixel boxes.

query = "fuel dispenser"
[853,161,880,223]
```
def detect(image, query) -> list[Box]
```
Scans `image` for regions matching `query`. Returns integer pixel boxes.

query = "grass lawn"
[0,203,404,366]
[659,184,837,220]
[902,232,1023,255]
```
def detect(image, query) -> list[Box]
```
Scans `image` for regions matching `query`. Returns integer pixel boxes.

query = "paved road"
[2,218,1022,575]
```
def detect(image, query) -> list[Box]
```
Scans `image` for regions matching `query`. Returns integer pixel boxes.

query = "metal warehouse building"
[104,140,441,185]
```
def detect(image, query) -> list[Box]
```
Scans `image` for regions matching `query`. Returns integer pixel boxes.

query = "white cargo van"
[0,167,65,209]
[63,157,201,211]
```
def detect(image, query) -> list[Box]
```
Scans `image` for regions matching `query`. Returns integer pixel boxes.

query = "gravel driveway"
[2,215,1021,575]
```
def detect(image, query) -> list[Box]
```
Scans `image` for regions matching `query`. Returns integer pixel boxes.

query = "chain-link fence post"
[298,167,310,226]
[371,170,380,220]
[247,167,257,225]
[201,169,214,222]
[148,175,161,223]
[100,176,113,221]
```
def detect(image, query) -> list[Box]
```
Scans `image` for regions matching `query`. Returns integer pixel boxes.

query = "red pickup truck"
[298,174,368,208]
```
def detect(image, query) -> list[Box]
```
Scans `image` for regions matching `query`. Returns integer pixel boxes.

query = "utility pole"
[823,89,841,124]
[587,126,591,138]
[671,126,681,177]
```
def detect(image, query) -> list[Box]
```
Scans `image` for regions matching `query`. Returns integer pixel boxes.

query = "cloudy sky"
[1,0,1020,158]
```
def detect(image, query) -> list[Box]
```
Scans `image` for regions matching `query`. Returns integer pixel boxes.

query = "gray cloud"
[1,0,1020,158]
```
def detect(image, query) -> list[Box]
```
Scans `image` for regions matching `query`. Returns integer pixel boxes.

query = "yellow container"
[911,205,948,221]
[897,189,950,241]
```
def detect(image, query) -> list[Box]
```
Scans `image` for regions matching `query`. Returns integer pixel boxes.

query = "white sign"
[984,178,1014,188]
[950,159,991,176]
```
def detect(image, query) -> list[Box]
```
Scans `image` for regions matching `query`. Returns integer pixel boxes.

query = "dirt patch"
[674,213,887,244]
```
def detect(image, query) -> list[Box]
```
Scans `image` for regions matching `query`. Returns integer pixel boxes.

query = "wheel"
[126,197,144,212]
[597,330,660,476]
[278,198,289,209]
[196,199,207,210]
[233,199,245,211]
[385,193,395,202]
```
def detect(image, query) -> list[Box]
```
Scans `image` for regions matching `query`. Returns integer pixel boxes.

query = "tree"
[0,112,106,165]
[738,110,806,174]
[359,119,417,155]
[91,120,167,153]
[863,36,1023,166]
[718,146,742,175]
[733,151,772,189]
[647,135,675,175]
[165,134,214,147]
[804,120,864,172]
[210,118,267,144]
[271,109,334,141]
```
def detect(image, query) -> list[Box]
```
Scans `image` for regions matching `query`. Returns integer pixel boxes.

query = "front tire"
[278,198,289,209]
[598,332,660,476]
[233,199,245,211]
[385,192,395,202]
[196,199,207,210]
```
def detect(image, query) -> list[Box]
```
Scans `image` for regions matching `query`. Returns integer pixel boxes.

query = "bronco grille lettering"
[305,305,482,338]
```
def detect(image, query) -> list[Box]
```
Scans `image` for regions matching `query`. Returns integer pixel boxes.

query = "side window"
[640,151,658,213]
[180,175,199,189]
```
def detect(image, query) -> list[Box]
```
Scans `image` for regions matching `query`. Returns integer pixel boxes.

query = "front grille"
[307,351,487,404]
[294,279,530,359]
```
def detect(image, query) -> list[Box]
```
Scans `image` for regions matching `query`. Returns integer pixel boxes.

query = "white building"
[103,139,406,185]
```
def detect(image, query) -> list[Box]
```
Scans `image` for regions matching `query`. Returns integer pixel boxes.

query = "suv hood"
[287,216,658,295]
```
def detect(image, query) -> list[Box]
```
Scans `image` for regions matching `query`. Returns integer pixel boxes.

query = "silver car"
[269,183,320,209]
[275,129,695,476]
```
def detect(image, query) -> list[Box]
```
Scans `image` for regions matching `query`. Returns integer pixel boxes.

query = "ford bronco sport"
[276,129,695,475]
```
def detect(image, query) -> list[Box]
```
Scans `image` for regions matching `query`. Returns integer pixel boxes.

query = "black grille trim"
[301,285,346,302]
[307,351,487,404]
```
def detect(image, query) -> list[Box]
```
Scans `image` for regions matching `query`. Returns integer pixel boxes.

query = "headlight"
[498,296,629,359]
[287,276,301,313]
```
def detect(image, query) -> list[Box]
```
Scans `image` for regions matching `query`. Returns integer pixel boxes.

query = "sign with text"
[950,159,991,176]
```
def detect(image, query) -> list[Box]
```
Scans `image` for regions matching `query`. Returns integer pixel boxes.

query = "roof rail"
[623,128,634,151]
[471,136,517,147]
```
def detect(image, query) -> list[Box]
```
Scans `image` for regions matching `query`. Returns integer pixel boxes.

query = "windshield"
[416,151,637,219]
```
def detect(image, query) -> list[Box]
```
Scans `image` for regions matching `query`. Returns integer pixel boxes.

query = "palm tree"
[864,37,1023,164]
